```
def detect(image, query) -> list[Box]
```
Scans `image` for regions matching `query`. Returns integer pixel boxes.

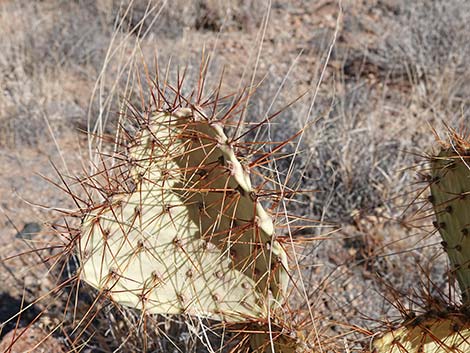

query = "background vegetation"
[0,0,469,351]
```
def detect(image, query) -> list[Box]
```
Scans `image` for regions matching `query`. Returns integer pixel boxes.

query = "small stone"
[0,326,65,353]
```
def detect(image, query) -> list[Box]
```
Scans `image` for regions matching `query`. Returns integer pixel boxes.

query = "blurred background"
[0,0,469,351]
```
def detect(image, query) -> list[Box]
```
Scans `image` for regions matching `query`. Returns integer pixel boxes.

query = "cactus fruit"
[79,107,289,323]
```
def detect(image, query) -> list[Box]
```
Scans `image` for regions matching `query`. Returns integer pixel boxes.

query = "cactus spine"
[373,314,470,353]
[80,108,290,328]
[373,133,470,353]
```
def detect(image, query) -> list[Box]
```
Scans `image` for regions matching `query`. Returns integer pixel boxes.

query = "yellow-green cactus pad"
[373,314,470,353]
[431,148,470,303]
[80,108,288,322]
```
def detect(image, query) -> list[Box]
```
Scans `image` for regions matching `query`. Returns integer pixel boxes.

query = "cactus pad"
[430,145,470,303]
[373,314,470,353]
[79,108,289,322]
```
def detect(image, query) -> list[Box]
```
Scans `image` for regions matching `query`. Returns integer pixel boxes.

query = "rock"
[0,326,65,353]
[15,222,41,240]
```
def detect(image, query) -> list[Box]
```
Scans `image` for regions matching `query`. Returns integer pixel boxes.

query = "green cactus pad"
[80,108,288,322]
[373,314,470,353]
[431,148,470,303]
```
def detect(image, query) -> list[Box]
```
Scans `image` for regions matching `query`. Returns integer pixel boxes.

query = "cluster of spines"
[0,56,321,351]
[73,70,312,351]
[80,107,290,323]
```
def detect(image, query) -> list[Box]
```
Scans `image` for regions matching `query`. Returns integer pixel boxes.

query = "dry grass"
[0,0,469,352]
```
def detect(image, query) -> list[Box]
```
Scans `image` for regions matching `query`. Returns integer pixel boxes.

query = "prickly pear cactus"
[79,108,289,323]
[430,145,470,303]
[373,314,470,353]
[374,133,470,353]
